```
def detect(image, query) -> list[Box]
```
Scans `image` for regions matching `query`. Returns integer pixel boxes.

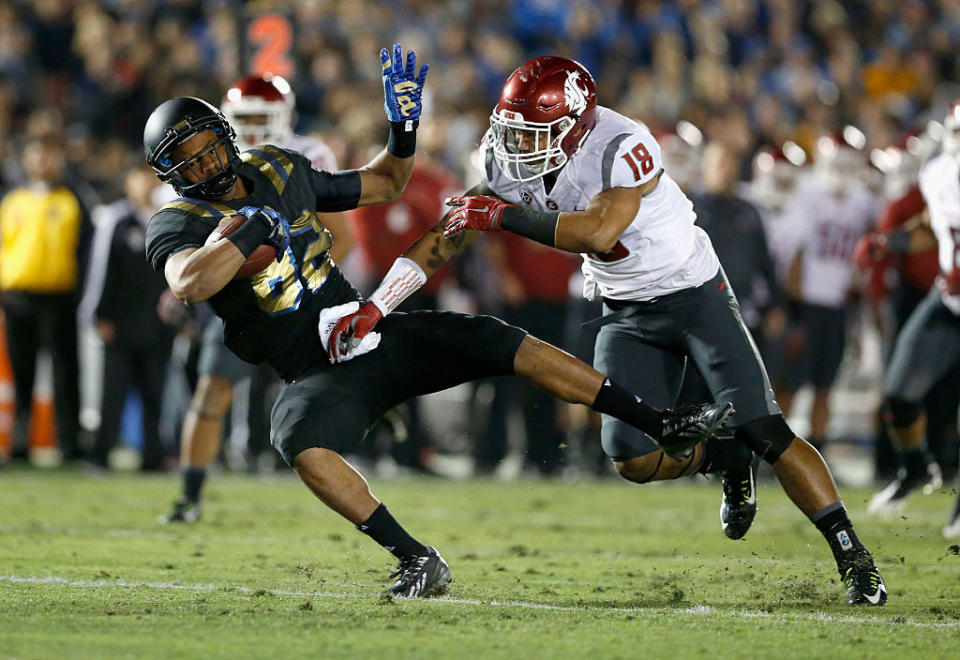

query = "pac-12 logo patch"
[546,199,559,210]
[836,530,853,551]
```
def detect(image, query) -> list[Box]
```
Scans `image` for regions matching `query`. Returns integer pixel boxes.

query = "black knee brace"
[883,397,922,428]
[734,414,796,464]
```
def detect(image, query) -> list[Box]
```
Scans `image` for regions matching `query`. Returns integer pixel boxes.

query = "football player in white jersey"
[864,101,960,536]
[424,56,883,604]
[162,73,353,523]
[774,130,878,451]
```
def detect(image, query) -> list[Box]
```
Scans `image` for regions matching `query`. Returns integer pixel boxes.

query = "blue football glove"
[381,43,428,124]
[238,205,290,261]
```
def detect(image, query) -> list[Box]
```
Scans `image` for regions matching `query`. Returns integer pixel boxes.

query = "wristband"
[501,205,559,247]
[386,120,418,158]
[368,256,427,315]
[226,214,273,258]
[886,229,911,254]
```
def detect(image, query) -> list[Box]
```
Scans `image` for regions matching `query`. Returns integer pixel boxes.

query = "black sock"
[698,435,752,476]
[901,446,929,479]
[183,466,207,503]
[812,503,868,569]
[590,378,662,438]
[357,503,428,559]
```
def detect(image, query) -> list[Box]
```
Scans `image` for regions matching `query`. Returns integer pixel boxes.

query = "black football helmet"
[143,96,241,199]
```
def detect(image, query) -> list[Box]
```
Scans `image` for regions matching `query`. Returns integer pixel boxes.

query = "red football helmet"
[490,56,598,182]
[221,73,294,150]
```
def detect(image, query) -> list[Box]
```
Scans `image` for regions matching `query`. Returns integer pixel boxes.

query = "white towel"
[318,301,382,362]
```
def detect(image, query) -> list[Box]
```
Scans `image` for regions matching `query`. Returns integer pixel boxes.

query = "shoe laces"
[390,554,428,581]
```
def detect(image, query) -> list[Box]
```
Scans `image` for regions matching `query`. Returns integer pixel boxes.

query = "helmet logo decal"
[564,71,589,116]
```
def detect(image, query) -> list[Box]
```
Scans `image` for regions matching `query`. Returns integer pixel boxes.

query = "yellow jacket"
[0,185,84,292]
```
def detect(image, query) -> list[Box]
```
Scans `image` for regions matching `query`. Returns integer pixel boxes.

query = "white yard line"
[1,574,958,629]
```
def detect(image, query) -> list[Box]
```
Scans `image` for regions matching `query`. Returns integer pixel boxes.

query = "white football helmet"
[750,141,806,210]
[814,126,866,195]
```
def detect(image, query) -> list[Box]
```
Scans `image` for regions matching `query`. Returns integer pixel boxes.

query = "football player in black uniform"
[143,44,731,599]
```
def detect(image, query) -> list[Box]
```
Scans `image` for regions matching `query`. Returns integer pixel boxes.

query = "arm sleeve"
[144,210,207,272]
[286,149,362,213]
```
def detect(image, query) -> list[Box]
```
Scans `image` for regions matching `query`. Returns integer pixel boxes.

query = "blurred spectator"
[775,129,878,451]
[82,164,174,471]
[0,137,90,461]
[690,141,782,359]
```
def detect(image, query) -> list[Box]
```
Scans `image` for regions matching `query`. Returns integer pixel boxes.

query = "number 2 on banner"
[622,143,654,181]
[249,14,293,78]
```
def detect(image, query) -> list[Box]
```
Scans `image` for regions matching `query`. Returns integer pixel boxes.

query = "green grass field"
[1,468,958,659]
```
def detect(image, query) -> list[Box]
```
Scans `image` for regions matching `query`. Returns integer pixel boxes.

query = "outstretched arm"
[444,174,660,254]
[326,181,489,363]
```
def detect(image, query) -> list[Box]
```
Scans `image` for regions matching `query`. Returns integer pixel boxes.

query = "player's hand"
[238,205,289,260]
[852,233,888,269]
[381,43,428,124]
[328,301,384,364]
[444,195,515,237]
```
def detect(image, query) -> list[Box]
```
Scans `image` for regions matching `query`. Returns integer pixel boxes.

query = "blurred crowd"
[1,0,959,483]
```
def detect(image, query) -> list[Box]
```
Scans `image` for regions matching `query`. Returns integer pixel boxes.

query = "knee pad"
[734,414,796,464]
[883,397,921,428]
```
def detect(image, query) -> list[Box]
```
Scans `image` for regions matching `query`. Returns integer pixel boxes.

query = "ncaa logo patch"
[836,530,853,551]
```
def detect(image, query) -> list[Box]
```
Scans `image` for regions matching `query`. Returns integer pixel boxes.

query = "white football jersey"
[283,133,338,172]
[481,106,719,301]
[919,152,960,314]
[780,176,876,308]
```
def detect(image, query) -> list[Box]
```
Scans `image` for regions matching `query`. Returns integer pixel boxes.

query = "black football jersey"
[145,145,362,380]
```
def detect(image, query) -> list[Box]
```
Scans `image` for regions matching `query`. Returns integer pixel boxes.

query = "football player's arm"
[355,151,415,206]
[163,242,245,304]
[554,176,659,253]
[402,181,493,277]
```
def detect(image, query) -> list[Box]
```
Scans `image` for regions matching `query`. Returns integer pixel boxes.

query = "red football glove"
[327,301,384,364]
[852,233,889,270]
[443,195,514,237]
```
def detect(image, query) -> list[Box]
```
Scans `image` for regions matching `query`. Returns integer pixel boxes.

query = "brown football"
[204,215,277,280]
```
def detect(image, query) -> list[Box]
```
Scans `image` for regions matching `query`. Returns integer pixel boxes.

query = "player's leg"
[163,318,249,523]
[945,443,960,538]
[271,362,451,599]
[869,290,957,515]
[2,292,40,459]
[682,269,885,604]
[806,304,847,451]
[91,342,133,469]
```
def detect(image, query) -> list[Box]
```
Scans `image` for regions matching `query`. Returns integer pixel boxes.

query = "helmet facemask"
[152,120,240,199]
[490,110,578,182]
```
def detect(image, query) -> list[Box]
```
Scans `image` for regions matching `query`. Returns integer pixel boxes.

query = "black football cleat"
[386,546,452,599]
[159,498,202,524]
[720,454,758,540]
[867,462,942,516]
[840,555,887,606]
[660,402,735,460]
